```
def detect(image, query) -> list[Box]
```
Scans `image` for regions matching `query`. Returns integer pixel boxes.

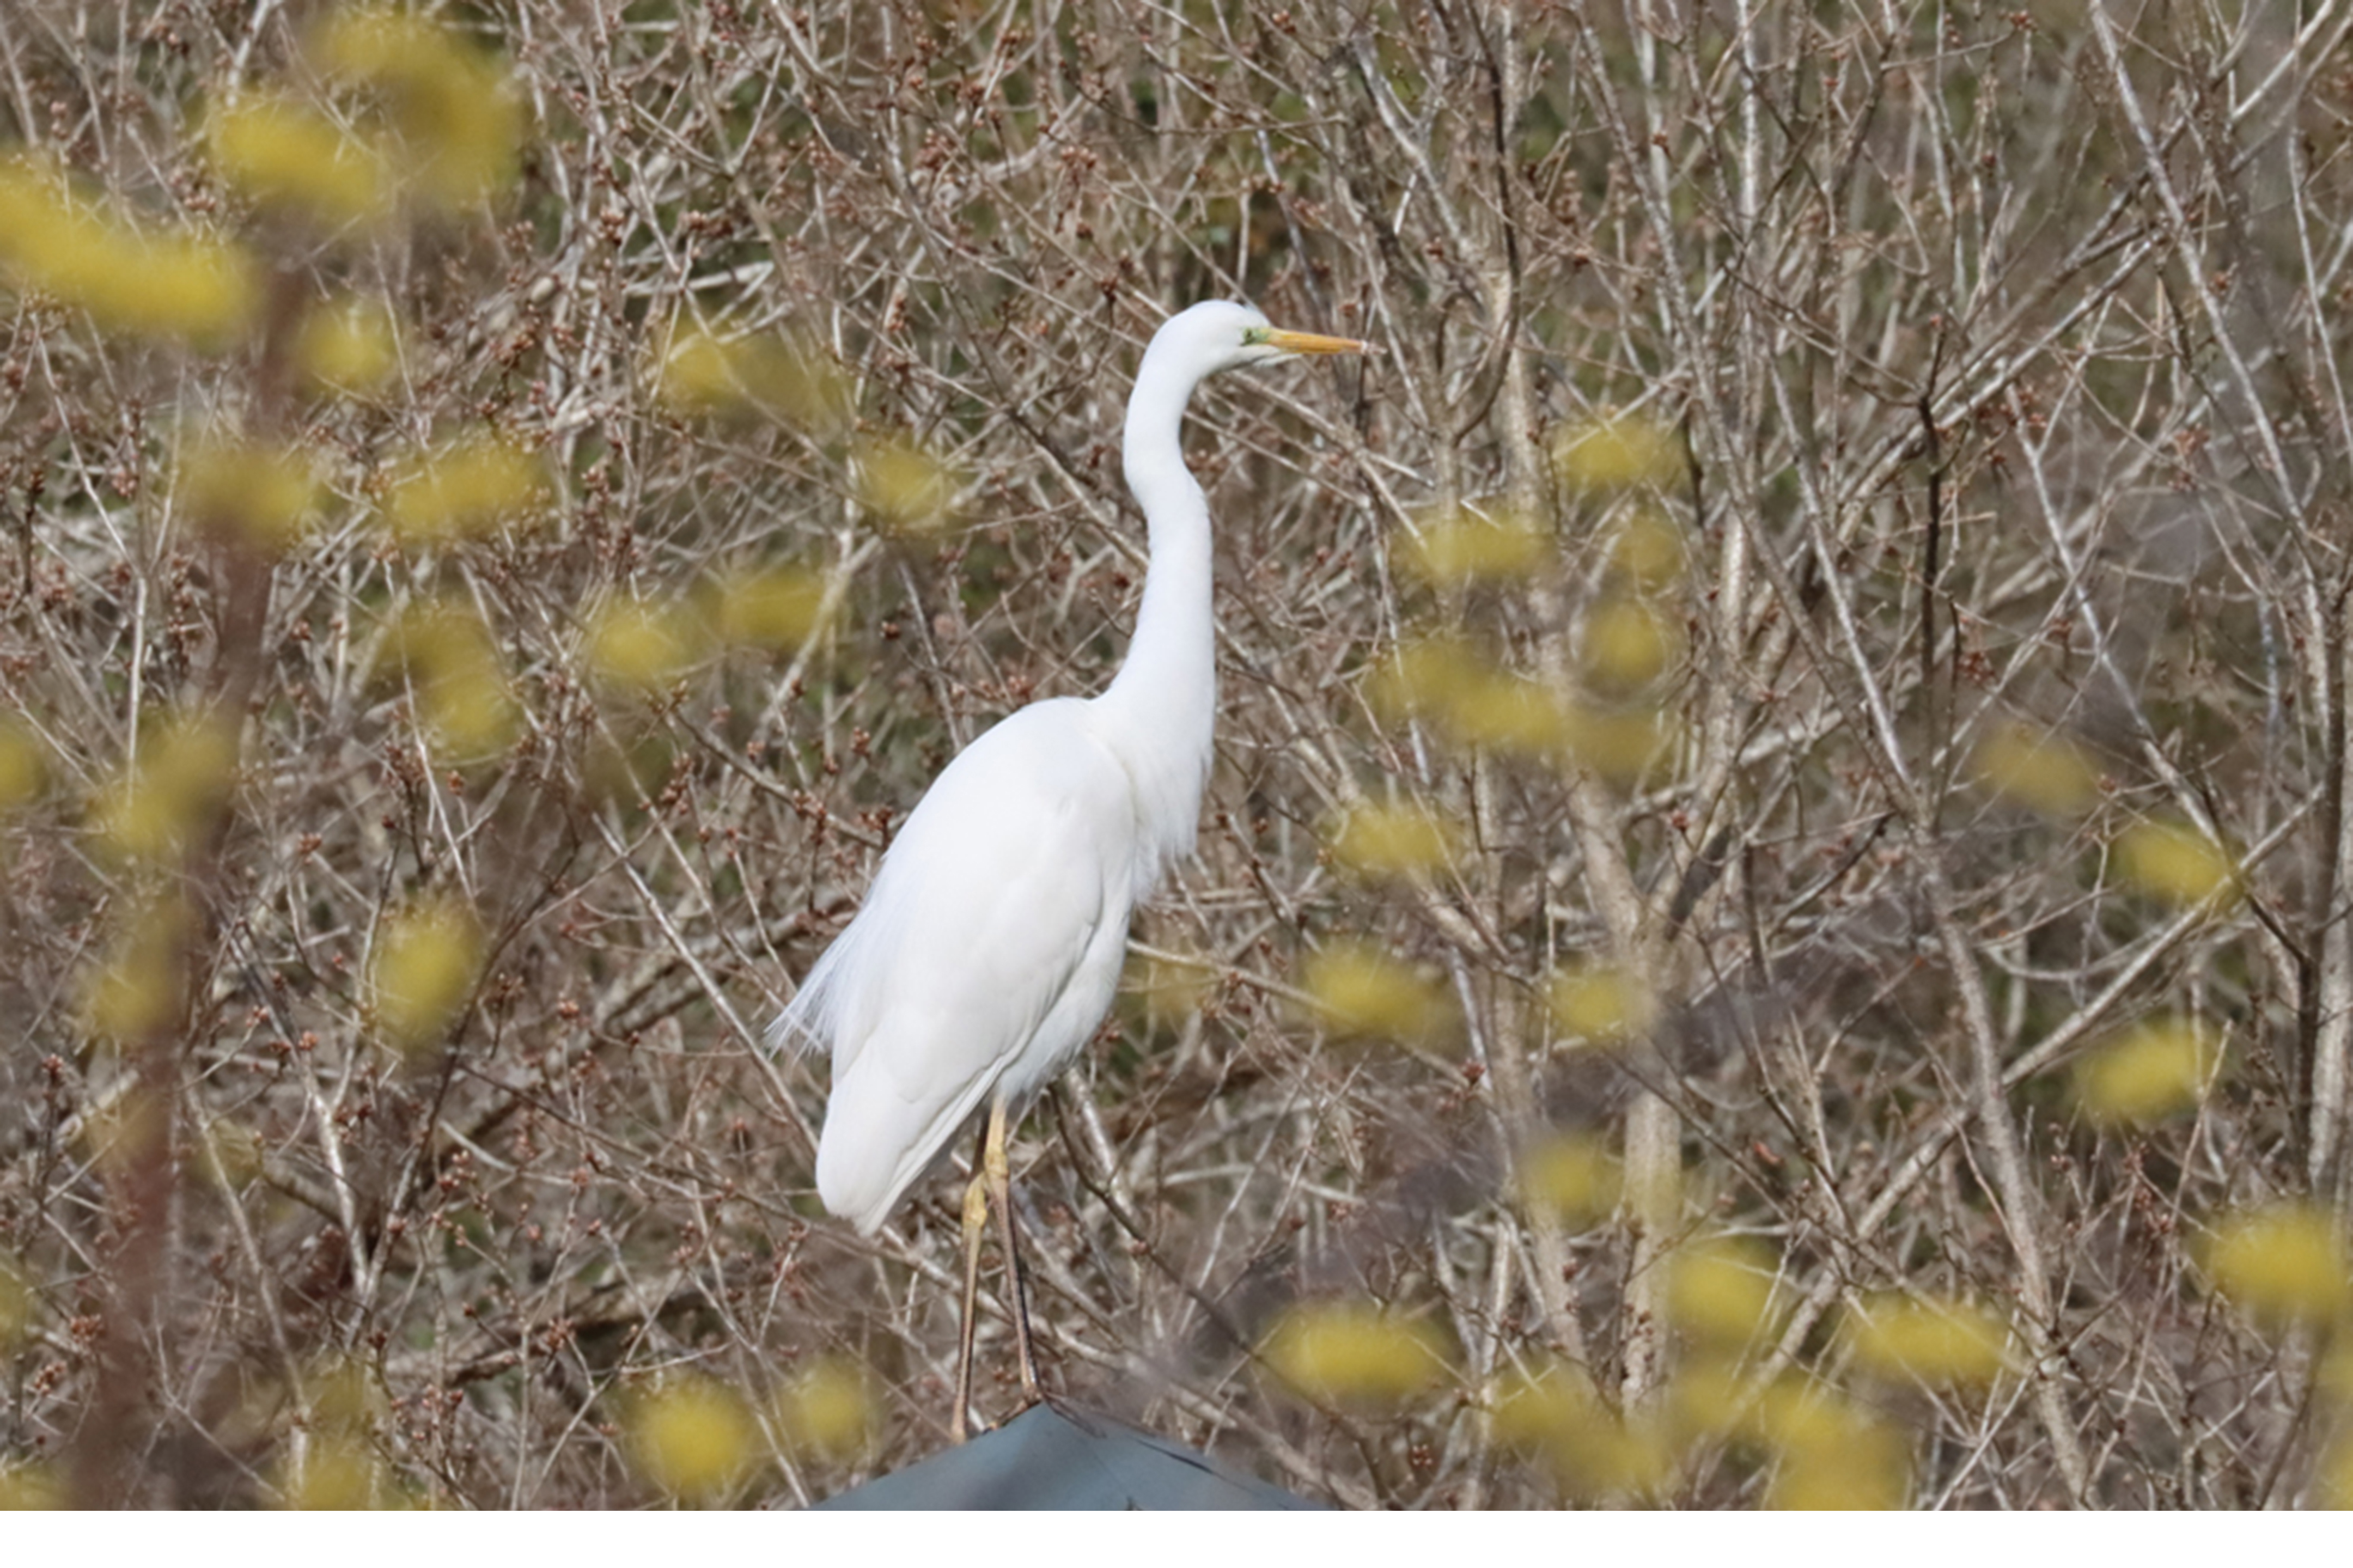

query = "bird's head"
[1149,300,1373,381]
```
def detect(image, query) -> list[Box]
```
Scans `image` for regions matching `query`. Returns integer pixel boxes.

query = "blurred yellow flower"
[1666,1234,1780,1351]
[1492,1358,1604,1450]
[774,1357,880,1464]
[1558,700,1677,787]
[2200,1204,2353,1333]
[385,434,547,543]
[198,1117,267,1192]
[1264,1302,1450,1407]
[856,433,959,534]
[0,160,257,348]
[1325,801,1456,881]
[1494,1360,1675,1501]
[1845,1294,2013,1390]
[1441,670,1576,757]
[0,719,47,812]
[388,599,522,760]
[584,597,708,692]
[0,1463,63,1511]
[625,1376,759,1505]
[1580,596,1683,694]
[89,713,239,867]
[1665,1358,1751,1444]
[2074,1016,2223,1130]
[2114,817,2239,910]
[275,1435,394,1510]
[306,1356,388,1436]
[75,1087,168,1175]
[2323,1331,2353,1406]
[1519,1133,1622,1227]
[1606,510,1687,590]
[712,566,826,653]
[1366,636,1481,728]
[371,896,483,1058]
[1296,939,1455,1048]
[1762,1390,1911,1510]
[1974,722,2099,819]
[313,8,522,211]
[1398,507,1546,587]
[1125,950,1212,1035]
[297,295,401,394]
[179,439,320,554]
[1553,413,1684,495]
[204,91,390,227]
[1546,961,1656,1046]
[1374,638,1644,766]
[657,327,851,432]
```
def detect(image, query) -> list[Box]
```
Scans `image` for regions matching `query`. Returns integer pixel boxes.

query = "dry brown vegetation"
[4,0,2353,1510]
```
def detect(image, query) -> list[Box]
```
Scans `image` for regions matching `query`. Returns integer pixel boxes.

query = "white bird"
[771,300,1368,1438]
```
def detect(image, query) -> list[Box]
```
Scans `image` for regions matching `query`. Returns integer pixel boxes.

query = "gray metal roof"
[814,1402,1320,1510]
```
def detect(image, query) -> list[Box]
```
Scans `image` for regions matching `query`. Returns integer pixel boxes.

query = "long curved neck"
[1095,340,1218,878]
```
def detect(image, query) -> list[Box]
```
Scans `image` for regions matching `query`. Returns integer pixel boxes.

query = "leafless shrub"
[2,0,2351,1510]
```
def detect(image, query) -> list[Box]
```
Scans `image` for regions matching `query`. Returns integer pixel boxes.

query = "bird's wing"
[779,700,1140,1230]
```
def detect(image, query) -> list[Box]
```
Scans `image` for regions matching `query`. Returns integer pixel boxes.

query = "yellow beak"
[1260,327,1374,355]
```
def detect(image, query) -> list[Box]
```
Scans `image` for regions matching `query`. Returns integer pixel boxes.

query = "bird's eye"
[1240,326,1270,346]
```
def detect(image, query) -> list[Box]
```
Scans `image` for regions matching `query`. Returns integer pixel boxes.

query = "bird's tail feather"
[767,941,845,1060]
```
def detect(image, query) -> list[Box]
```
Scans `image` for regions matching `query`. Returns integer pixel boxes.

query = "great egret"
[771,300,1369,1439]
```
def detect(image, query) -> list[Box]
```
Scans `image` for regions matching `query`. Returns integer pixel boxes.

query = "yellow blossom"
[2074,1016,2223,1129]
[179,440,320,554]
[385,434,547,542]
[624,1376,759,1505]
[1399,507,1546,587]
[297,295,401,394]
[0,1463,63,1510]
[1546,962,1656,1046]
[2114,817,2240,910]
[584,598,708,692]
[1760,1388,1911,1509]
[712,566,825,653]
[1326,801,1457,881]
[1606,510,1687,590]
[1296,940,1455,1048]
[88,713,238,867]
[774,1358,879,1464]
[1845,1294,2013,1390]
[1666,1235,1780,1351]
[275,1436,395,1510]
[1975,722,2100,819]
[855,433,959,535]
[1264,1302,1450,1408]
[0,160,257,347]
[657,327,851,432]
[2200,1204,2353,1332]
[386,599,522,761]
[0,719,47,812]
[1494,1360,1675,1501]
[1519,1134,1622,1228]
[371,896,483,1058]
[1580,597,1684,694]
[1554,413,1684,494]
[204,91,390,227]
[313,9,522,211]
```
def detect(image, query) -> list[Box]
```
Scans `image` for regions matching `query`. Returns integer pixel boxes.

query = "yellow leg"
[950,1132,989,1445]
[982,1091,1043,1403]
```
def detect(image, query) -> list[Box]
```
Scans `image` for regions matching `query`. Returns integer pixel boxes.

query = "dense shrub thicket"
[3,0,2352,1509]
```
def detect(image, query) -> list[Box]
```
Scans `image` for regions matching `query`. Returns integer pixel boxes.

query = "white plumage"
[781,700,1143,1231]
[771,300,1368,1240]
